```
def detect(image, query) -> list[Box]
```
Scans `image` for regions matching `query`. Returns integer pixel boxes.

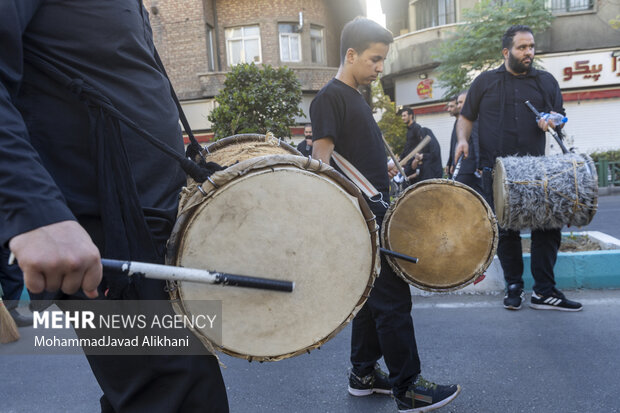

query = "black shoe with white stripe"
[348,364,392,396]
[503,283,525,310]
[530,289,583,312]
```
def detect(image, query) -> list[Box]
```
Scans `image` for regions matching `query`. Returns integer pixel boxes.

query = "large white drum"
[167,155,379,361]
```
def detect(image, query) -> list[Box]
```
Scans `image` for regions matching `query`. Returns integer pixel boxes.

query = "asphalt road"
[1,194,619,413]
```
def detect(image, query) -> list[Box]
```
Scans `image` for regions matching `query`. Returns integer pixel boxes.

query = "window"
[415,0,456,30]
[225,25,261,65]
[279,23,301,62]
[546,0,594,13]
[310,25,325,64]
[206,24,216,71]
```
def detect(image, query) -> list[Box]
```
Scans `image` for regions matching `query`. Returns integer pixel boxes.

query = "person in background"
[296,123,314,156]
[446,90,482,192]
[399,108,443,185]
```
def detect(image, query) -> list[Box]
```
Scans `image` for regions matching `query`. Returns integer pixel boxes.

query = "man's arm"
[0,2,101,297]
[454,116,473,164]
[311,137,335,164]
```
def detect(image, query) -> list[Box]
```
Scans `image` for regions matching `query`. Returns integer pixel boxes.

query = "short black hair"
[502,25,533,50]
[340,17,393,64]
[399,107,414,117]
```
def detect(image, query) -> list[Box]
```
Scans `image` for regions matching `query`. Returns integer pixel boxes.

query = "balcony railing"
[546,0,594,13]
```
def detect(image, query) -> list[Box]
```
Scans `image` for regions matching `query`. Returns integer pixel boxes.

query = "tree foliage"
[373,80,407,155]
[611,15,620,30]
[434,0,554,99]
[208,63,304,139]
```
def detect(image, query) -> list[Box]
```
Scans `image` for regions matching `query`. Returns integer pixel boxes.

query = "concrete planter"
[412,231,620,295]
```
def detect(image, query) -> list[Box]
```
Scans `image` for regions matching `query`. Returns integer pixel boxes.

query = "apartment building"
[143,0,366,140]
[380,0,620,160]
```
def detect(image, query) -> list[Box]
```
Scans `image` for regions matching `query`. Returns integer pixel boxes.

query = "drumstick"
[399,136,431,166]
[380,248,418,264]
[381,135,409,183]
[451,155,463,181]
[101,259,294,292]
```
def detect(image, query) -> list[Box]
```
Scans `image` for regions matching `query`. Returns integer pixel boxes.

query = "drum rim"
[166,155,379,361]
[381,178,498,292]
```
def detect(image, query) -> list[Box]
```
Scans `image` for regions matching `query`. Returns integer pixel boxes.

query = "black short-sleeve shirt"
[461,64,564,168]
[310,78,389,216]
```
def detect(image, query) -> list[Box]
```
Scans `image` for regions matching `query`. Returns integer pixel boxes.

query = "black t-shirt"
[310,78,389,217]
[461,64,564,168]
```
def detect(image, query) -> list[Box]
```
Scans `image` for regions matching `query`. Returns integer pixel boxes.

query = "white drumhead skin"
[175,167,373,358]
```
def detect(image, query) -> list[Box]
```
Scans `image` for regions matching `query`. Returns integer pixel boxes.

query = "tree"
[208,63,304,139]
[373,79,407,155]
[434,0,554,99]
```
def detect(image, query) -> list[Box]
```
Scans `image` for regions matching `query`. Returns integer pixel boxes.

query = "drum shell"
[493,153,598,231]
[382,179,498,292]
[167,155,378,361]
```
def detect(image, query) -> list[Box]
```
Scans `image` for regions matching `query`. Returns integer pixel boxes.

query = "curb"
[411,231,620,296]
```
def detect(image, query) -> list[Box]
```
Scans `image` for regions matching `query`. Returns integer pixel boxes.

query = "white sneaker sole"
[348,386,392,396]
[529,303,583,312]
[397,384,461,413]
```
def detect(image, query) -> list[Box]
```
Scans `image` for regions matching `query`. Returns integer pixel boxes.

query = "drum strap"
[331,152,389,208]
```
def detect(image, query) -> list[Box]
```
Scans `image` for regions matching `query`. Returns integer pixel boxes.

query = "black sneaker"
[503,283,525,310]
[395,375,460,412]
[530,289,583,312]
[348,364,392,396]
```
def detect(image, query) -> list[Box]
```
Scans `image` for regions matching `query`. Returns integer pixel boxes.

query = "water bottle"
[540,112,567,125]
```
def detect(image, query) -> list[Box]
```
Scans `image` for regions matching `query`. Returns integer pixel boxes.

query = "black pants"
[350,216,421,395]
[56,217,229,413]
[0,246,26,310]
[455,172,483,194]
[56,276,229,413]
[480,168,559,295]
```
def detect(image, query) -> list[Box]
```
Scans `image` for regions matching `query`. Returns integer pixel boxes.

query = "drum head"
[169,159,375,361]
[204,133,300,166]
[382,179,498,291]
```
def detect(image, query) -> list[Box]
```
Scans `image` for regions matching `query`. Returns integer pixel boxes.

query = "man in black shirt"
[311,17,460,413]
[398,108,443,185]
[446,90,481,191]
[1,2,228,411]
[296,123,314,156]
[455,25,582,312]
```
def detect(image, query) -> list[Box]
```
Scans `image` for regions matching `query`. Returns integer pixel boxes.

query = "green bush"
[589,149,620,163]
[208,63,304,139]
[373,80,407,155]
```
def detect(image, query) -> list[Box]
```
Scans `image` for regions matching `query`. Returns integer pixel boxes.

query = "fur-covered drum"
[203,133,300,166]
[493,153,598,231]
[382,179,498,292]
[167,155,379,361]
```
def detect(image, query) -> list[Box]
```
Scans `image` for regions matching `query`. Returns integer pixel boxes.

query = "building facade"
[380,0,620,162]
[143,0,365,141]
